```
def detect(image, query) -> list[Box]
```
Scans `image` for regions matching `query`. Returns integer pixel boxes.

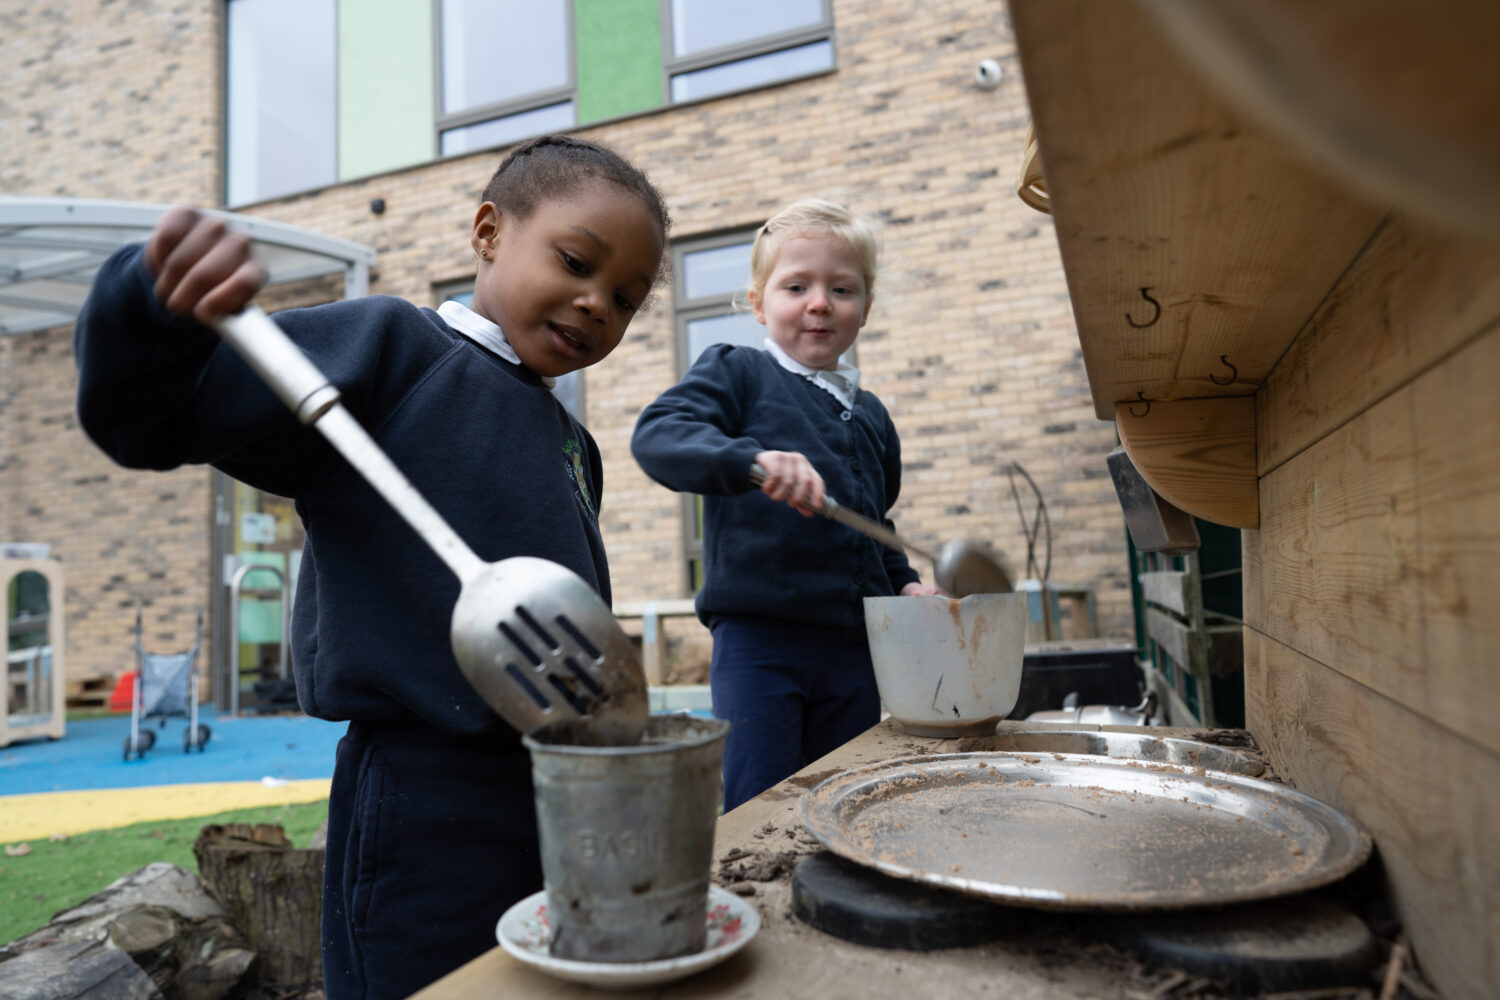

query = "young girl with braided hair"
[75,134,670,998]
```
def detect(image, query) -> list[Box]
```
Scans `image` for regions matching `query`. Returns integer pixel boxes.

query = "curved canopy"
[0,197,375,335]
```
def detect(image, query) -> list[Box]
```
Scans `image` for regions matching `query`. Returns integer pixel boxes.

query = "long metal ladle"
[214,306,649,744]
[749,465,1012,597]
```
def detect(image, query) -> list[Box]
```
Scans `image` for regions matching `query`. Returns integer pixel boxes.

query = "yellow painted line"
[0,779,331,843]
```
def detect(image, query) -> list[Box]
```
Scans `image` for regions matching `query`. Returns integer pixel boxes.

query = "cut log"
[0,939,161,1000]
[192,824,323,989]
[0,863,255,1000]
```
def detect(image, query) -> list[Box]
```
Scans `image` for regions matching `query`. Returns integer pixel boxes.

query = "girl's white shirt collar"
[763,338,860,408]
[437,299,557,388]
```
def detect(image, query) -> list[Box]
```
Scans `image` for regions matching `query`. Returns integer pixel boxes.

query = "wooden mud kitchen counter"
[415,718,1297,999]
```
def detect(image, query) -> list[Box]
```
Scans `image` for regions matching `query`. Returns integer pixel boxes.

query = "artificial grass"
[0,798,329,946]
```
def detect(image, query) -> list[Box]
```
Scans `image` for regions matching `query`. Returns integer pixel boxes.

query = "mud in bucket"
[523,714,730,962]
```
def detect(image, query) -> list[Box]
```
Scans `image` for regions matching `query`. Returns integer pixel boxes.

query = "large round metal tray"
[800,752,1371,911]
[979,728,1266,777]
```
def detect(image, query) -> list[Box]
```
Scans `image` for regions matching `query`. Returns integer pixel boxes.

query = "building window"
[437,0,576,155]
[663,0,834,104]
[224,0,836,204]
[437,285,585,419]
[226,0,338,205]
[674,232,765,372]
[671,231,760,589]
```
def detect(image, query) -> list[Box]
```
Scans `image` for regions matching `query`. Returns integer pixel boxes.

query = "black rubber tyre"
[123,732,152,761]
[185,724,212,753]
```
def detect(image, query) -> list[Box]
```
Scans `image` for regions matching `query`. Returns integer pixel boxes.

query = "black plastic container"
[1007,640,1142,720]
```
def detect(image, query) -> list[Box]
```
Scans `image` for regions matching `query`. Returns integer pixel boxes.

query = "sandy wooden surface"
[411,718,1266,1000]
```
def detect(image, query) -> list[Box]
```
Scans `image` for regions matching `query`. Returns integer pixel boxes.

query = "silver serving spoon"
[748,465,1012,597]
[215,306,648,745]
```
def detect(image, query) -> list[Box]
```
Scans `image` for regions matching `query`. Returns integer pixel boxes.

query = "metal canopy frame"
[0,197,376,335]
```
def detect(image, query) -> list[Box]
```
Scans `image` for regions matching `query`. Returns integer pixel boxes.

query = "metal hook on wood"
[1209,354,1238,386]
[1126,287,1160,329]
[1127,391,1151,418]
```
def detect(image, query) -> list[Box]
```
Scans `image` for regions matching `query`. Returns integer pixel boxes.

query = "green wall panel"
[338,0,434,181]
[575,0,662,123]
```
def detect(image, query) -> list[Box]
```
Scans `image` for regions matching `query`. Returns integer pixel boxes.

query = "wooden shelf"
[1009,0,1394,527]
[1012,0,1384,422]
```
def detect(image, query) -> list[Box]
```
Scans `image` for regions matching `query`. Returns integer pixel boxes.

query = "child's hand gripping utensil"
[748,463,1012,598]
[215,305,648,745]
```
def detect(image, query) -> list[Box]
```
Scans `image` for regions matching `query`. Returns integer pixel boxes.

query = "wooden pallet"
[65,674,113,711]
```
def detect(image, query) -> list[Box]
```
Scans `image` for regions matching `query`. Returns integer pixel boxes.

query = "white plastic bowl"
[862,593,1028,737]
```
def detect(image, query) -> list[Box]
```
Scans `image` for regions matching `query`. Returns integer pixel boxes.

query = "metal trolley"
[125,606,211,760]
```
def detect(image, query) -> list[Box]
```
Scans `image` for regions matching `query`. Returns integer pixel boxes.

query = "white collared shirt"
[437,299,557,389]
[763,338,861,409]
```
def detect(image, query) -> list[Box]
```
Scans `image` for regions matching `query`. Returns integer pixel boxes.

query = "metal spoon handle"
[748,463,937,563]
[215,305,486,583]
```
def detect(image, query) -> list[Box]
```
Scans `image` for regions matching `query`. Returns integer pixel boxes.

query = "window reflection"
[440,103,577,158]
[226,0,337,205]
[440,0,570,114]
[671,41,835,104]
[670,0,824,57]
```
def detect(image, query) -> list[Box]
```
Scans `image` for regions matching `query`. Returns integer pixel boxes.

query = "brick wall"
[1,0,1132,690]
[2,0,226,682]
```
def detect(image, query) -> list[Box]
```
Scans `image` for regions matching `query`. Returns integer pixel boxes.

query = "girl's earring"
[478,247,488,259]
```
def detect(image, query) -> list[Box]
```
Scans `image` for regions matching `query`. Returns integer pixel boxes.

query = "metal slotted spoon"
[215,305,648,745]
[749,464,1012,598]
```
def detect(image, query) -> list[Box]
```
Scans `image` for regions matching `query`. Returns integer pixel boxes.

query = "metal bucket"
[523,713,729,962]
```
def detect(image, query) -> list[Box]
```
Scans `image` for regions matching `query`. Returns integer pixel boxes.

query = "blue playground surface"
[0,710,346,797]
[1,695,714,840]
[1,690,714,798]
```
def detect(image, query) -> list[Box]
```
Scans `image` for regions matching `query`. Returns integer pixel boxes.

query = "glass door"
[6,569,53,722]
[213,472,303,713]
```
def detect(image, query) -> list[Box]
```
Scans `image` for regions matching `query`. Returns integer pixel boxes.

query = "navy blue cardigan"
[75,245,610,737]
[631,344,920,631]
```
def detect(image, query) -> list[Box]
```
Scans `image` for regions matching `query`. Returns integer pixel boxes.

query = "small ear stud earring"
[478,247,488,258]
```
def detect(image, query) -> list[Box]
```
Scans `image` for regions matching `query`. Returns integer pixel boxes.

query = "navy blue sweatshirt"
[75,245,609,737]
[631,344,919,630]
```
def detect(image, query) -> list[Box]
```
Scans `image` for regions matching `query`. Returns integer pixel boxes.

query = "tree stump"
[192,824,323,989]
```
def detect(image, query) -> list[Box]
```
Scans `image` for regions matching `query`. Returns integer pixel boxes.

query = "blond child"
[631,198,938,811]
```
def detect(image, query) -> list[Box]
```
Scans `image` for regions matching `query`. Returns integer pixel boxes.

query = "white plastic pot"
[863,593,1028,737]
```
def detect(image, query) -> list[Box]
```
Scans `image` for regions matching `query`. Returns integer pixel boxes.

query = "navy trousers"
[708,616,880,812]
[321,719,542,1000]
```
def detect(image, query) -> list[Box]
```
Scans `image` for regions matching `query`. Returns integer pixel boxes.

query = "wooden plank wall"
[1245,215,1500,1000]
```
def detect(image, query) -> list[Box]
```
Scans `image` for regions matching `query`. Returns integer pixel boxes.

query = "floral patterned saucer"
[496,886,760,990]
